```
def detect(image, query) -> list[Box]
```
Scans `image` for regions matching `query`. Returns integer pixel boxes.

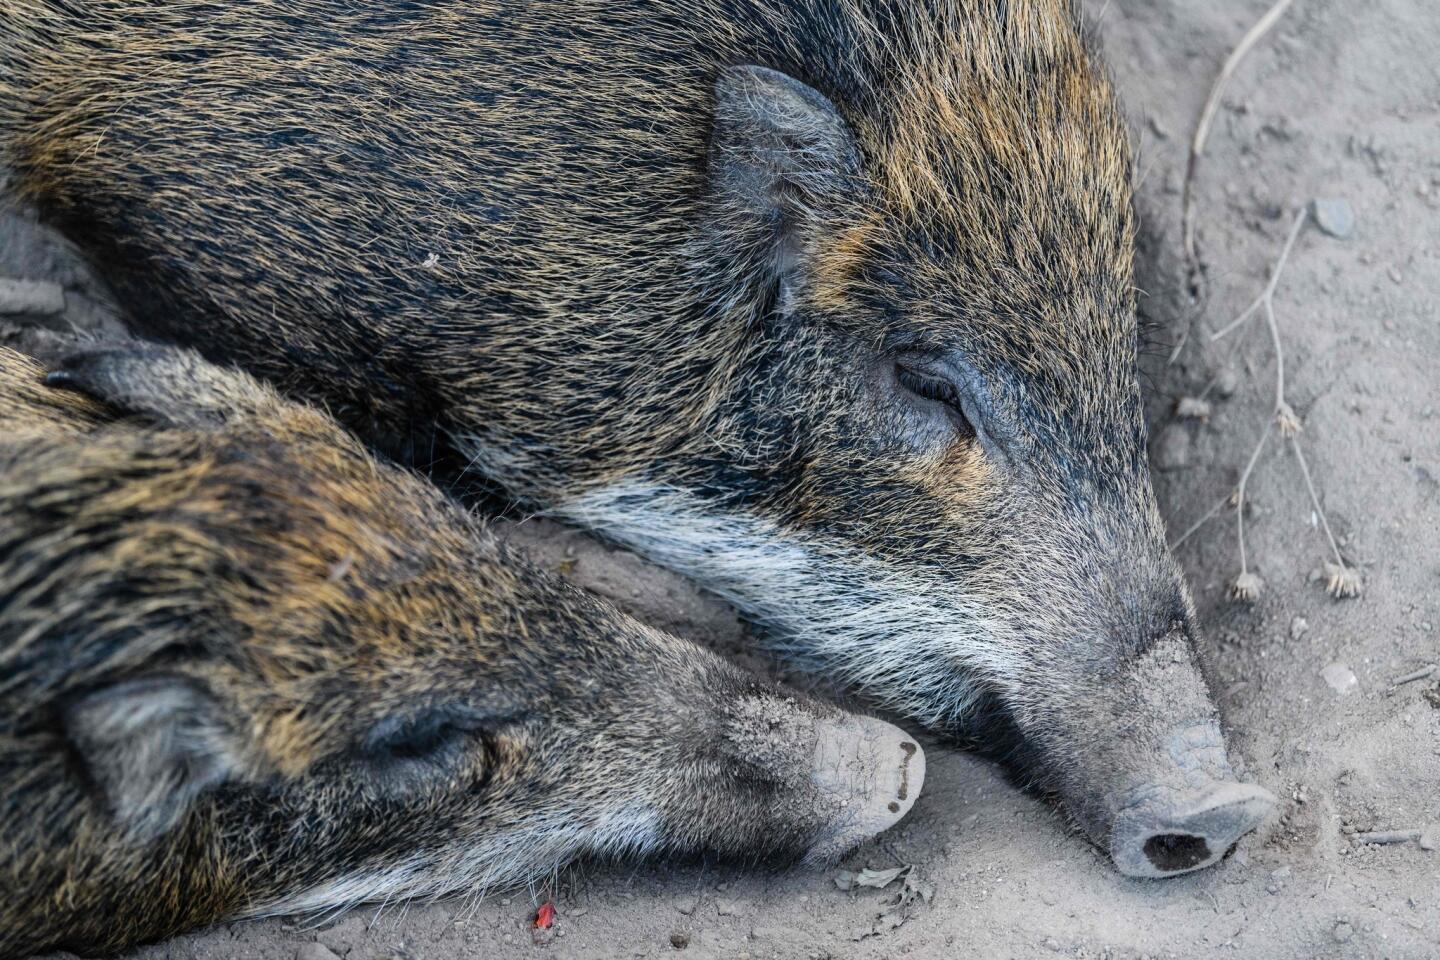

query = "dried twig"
[1290,433,1361,596]
[1353,829,1421,846]
[1182,0,1297,272]
[1391,665,1437,687]
[1170,492,1231,549]
[1210,210,1308,344]
[1213,208,1360,601]
[1228,417,1273,601]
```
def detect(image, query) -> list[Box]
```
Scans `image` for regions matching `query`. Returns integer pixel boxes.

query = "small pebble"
[670,931,690,949]
[1213,367,1241,398]
[1421,825,1438,852]
[295,945,340,960]
[0,278,65,316]
[715,898,743,917]
[1266,866,1291,894]
[1311,197,1354,239]
[1289,616,1309,641]
[1333,921,1355,944]
[1322,662,1358,695]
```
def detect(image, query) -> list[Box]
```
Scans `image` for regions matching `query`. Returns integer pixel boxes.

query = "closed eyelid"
[893,352,1018,466]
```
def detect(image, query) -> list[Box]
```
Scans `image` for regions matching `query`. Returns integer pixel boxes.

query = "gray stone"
[1312,197,1354,239]
[1322,662,1358,695]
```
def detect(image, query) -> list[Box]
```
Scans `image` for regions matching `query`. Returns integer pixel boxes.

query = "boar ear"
[709,65,861,288]
[64,677,244,842]
[43,343,243,429]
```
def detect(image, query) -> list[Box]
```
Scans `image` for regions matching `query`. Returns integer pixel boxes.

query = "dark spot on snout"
[888,801,900,813]
[1143,833,1211,872]
[897,740,917,800]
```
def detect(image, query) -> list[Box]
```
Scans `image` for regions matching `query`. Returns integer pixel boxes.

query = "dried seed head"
[1230,571,1265,603]
[1276,402,1303,437]
[1324,562,1363,599]
[1175,397,1213,422]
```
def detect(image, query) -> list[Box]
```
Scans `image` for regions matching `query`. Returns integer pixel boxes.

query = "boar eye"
[895,364,976,439]
[363,706,491,774]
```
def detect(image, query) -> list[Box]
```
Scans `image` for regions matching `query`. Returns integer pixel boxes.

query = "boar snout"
[1110,774,1276,877]
[804,715,926,862]
[1049,628,1275,877]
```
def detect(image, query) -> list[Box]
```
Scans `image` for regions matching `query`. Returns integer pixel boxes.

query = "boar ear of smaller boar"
[63,676,245,842]
[44,341,295,430]
[709,65,861,284]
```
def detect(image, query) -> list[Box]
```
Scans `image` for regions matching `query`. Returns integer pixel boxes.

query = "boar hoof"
[804,716,924,862]
[1112,781,1276,878]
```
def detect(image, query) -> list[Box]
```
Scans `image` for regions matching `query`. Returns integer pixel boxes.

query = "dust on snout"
[805,716,925,862]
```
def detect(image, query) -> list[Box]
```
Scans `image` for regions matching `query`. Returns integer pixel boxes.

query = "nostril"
[1110,781,1275,877]
[1143,833,1211,872]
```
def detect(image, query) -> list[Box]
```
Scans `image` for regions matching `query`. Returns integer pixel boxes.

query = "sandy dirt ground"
[4,0,1437,957]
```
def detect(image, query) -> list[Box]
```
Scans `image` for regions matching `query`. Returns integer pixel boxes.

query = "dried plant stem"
[1353,829,1422,845]
[1253,220,1358,594]
[1233,418,1274,576]
[1289,434,1344,567]
[1182,0,1297,270]
[1211,206,1358,599]
[1208,292,1265,342]
[1171,492,1231,549]
[1391,665,1437,686]
[1196,320,1253,402]
[1223,212,1305,589]
[1263,299,1287,415]
[1211,209,1308,343]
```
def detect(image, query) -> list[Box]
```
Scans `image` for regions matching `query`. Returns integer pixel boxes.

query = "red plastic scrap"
[534,901,556,929]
